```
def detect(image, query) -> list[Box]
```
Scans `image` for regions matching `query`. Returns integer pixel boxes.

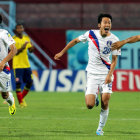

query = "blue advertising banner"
[11,70,86,92]
[10,69,140,92]
[66,30,140,70]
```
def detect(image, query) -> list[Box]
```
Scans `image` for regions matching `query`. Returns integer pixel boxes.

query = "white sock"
[6,92,14,106]
[97,108,109,130]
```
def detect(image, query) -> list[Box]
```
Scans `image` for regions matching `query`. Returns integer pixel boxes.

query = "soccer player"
[0,14,17,115]
[111,35,140,50]
[13,23,34,108]
[54,13,121,136]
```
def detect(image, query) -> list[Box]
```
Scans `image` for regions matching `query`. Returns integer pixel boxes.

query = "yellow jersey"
[12,35,32,69]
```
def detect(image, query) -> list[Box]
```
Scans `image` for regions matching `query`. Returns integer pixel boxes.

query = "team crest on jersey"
[7,33,11,38]
[8,34,11,37]
[107,40,112,48]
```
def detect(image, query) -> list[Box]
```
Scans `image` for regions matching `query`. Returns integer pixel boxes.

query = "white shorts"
[85,72,113,95]
[0,71,11,92]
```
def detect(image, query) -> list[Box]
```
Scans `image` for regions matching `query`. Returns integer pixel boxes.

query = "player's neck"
[16,34,23,39]
[100,30,111,38]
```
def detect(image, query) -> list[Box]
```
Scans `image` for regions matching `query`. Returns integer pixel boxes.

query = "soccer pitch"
[0,92,140,140]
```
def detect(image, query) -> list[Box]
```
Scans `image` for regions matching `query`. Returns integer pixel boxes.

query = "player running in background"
[111,35,140,50]
[13,23,34,108]
[54,13,121,136]
[0,14,17,115]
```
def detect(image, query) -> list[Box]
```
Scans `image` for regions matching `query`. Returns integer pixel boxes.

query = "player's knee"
[102,100,109,109]
[86,103,94,109]
[16,81,21,89]
[85,95,95,109]
[87,105,94,109]
[26,81,33,89]
[1,92,8,99]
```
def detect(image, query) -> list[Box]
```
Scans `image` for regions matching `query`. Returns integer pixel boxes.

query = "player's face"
[16,25,24,35]
[98,17,112,36]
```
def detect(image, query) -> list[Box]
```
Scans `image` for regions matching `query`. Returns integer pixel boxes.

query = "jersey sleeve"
[78,31,89,43]
[2,31,15,46]
[112,36,121,55]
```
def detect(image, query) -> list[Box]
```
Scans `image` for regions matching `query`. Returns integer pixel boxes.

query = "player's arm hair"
[122,35,140,44]
[1,44,17,64]
[61,38,80,55]
[111,35,140,51]
[108,55,118,76]
[54,38,81,60]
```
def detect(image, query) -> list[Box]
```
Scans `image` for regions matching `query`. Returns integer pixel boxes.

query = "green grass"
[0,91,140,140]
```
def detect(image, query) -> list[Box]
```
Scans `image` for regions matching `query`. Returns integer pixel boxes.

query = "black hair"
[98,13,112,24]
[15,22,24,29]
[0,14,2,24]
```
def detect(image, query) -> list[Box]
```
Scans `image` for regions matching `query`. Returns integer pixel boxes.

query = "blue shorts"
[14,68,33,84]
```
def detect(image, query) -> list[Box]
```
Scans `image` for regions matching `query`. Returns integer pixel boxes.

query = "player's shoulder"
[0,29,8,32]
[0,29,8,35]
[23,34,30,39]
[89,29,99,32]
[0,29,11,39]
[110,32,119,41]
[88,29,100,36]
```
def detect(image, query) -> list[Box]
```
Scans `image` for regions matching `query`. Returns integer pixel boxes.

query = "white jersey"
[0,29,15,66]
[78,30,121,74]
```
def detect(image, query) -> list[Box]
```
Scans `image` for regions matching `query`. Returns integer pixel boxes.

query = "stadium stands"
[2,0,140,69]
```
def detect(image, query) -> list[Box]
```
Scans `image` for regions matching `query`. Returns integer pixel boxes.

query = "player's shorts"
[14,68,33,83]
[85,72,114,95]
[0,68,11,92]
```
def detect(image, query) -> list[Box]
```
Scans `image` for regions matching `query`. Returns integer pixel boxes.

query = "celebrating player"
[13,23,34,108]
[54,13,121,136]
[111,35,140,50]
[0,14,17,115]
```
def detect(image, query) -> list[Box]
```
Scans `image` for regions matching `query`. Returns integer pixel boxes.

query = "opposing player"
[0,14,17,115]
[111,35,140,50]
[13,23,34,108]
[54,13,121,135]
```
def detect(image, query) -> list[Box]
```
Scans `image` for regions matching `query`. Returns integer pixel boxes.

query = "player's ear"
[98,23,101,28]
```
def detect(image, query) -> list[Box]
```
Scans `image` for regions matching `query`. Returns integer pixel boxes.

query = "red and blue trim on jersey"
[3,66,10,74]
[89,30,111,70]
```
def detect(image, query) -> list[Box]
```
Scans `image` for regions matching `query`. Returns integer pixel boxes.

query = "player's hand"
[54,52,63,60]
[0,62,5,71]
[24,41,29,45]
[111,41,124,51]
[28,46,34,53]
[105,74,112,84]
[22,41,29,49]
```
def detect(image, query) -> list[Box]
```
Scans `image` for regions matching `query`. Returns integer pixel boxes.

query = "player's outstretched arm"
[111,35,140,51]
[105,55,118,84]
[4,44,17,62]
[54,38,80,60]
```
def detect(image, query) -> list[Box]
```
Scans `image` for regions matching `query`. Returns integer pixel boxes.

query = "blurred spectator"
[13,23,34,108]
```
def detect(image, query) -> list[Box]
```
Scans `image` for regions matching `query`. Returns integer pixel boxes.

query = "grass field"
[0,91,140,140]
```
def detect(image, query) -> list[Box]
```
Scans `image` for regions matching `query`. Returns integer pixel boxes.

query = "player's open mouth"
[104,27,109,32]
